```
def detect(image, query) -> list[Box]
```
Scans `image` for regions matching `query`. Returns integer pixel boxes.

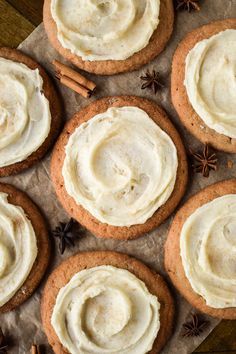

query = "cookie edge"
[0,182,50,313]
[164,178,236,319]
[50,95,188,240]
[171,18,236,153]
[41,250,174,354]
[0,47,62,176]
[43,0,174,75]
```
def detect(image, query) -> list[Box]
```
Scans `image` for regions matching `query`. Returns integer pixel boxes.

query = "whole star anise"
[0,329,8,354]
[191,144,218,177]
[140,70,164,94]
[182,314,209,337]
[52,218,84,254]
[176,0,200,12]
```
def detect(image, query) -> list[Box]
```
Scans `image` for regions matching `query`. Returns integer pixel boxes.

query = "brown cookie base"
[165,179,236,319]
[51,96,188,240]
[41,251,174,354]
[43,0,174,75]
[0,183,50,313]
[0,47,62,176]
[171,19,236,153]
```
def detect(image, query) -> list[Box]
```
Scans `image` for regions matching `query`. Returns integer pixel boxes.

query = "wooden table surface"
[0,0,236,353]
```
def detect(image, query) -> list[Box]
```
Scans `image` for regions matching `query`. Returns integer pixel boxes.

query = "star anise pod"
[182,314,209,337]
[140,70,164,94]
[176,0,200,12]
[191,144,218,177]
[0,329,8,354]
[52,218,84,254]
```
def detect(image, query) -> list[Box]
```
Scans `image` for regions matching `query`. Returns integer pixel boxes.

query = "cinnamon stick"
[53,60,96,92]
[56,73,92,98]
[31,344,41,354]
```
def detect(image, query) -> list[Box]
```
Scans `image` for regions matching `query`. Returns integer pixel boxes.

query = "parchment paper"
[1,0,236,353]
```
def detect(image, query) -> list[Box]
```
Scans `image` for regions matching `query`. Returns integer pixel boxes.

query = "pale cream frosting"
[0,193,37,307]
[50,0,160,61]
[51,265,160,354]
[184,29,236,138]
[62,106,178,227]
[0,57,51,167]
[180,194,236,308]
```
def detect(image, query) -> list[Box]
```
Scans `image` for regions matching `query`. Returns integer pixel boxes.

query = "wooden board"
[196,320,236,353]
[6,0,43,26]
[0,1,236,353]
[0,0,35,47]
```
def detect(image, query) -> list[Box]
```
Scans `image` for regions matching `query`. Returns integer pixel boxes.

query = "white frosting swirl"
[184,29,236,138]
[51,0,160,61]
[0,57,51,167]
[62,106,178,226]
[180,194,236,308]
[51,265,160,354]
[0,193,37,307]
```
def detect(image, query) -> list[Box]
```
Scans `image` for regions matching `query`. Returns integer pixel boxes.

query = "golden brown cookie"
[165,179,236,319]
[0,47,62,177]
[41,251,174,354]
[51,96,188,240]
[0,183,50,313]
[43,0,174,75]
[171,19,236,153]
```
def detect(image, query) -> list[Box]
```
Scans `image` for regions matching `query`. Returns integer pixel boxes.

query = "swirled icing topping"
[0,193,37,307]
[184,29,236,138]
[180,194,236,308]
[50,0,160,61]
[0,57,51,167]
[62,106,178,226]
[51,265,160,354]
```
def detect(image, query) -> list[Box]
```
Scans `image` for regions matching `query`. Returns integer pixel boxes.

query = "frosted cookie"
[41,251,174,354]
[51,96,188,240]
[165,179,236,319]
[171,19,236,153]
[43,0,174,75]
[0,47,62,176]
[0,183,50,313]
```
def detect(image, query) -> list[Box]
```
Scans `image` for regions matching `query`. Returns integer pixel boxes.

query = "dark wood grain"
[6,0,43,25]
[0,0,236,352]
[0,0,35,47]
[196,320,236,353]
